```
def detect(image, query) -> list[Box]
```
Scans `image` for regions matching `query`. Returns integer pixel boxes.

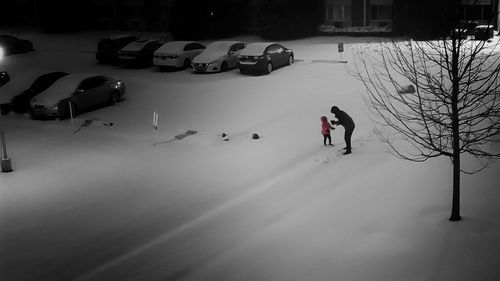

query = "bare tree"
[352,1,500,221]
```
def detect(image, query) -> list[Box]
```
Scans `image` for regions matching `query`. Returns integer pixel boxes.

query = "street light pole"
[1,129,13,172]
[0,46,13,173]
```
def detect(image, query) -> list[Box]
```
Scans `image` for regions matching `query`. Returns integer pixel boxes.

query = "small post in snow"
[153,111,159,132]
[338,42,346,63]
[69,102,74,126]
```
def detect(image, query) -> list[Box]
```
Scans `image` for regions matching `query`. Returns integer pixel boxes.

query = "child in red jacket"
[321,116,335,146]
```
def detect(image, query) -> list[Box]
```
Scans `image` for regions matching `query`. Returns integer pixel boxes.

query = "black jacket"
[332,110,355,129]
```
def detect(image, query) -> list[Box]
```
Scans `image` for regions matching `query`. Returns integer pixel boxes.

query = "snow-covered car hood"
[120,40,156,52]
[193,51,225,63]
[193,41,241,63]
[154,41,194,55]
[30,73,90,106]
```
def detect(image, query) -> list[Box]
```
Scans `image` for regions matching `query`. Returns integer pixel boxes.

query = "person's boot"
[343,149,352,155]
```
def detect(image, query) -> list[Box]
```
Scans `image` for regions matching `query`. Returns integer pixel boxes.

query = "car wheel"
[110,91,120,105]
[266,62,273,74]
[1,104,11,115]
[221,61,228,72]
[288,55,294,65]
[183,59,191,69]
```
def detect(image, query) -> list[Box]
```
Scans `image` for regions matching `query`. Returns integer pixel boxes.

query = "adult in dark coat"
[330,106,355,154]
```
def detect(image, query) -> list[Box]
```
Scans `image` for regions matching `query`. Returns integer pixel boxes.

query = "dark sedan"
[237,43,294,75]
[0,71,11,114]
[11,71,69,113]
[0,35,34,56]
[117,39,164,66]
[30,74,125,119]
[0,71,9,87]
[96,35,138,64]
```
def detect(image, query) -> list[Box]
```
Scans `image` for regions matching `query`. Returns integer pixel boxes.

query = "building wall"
[324,0,393,27]
[368,0,393,27]
[458,0,499,30]
[324,0,498,31]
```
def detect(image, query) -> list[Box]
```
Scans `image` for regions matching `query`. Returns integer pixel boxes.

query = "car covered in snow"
[0,71,9,87]
[153,41,206,69]
[0,71,48,115]
[0,34,34,56]
[0,71,11,114]
[474,25,494,41]
[237,42,294,75]
[96,34,138,64]
[11,71,69,113]
[118,39,164,66]
[29,74,125,119]
[192,41,246,73]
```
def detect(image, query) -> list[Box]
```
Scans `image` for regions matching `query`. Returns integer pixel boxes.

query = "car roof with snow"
[193,41,245,63]
[33,73,98,105]
[205,41,244,50]
[238,42,277,56]
[155,41,199,54]
[120,39,160,52]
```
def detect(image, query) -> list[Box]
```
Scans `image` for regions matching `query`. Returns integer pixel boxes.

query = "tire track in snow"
[72,133,380,280]
[71,146,329,281]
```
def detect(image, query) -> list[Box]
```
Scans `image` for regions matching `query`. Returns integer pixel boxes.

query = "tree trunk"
[450,153,462,221]
[449,36,462,221]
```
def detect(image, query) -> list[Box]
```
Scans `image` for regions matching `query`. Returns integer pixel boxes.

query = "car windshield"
[121,40,151,51]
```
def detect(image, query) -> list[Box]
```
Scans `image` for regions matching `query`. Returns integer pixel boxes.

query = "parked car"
[192,41,246,73]
[474,25,494,41]
[11,71,69,113]
[0,71,11,115]
[96,35,138,64]
[0,35,34,56]
[237,43,294,75]
[153,41,206,69]
[30,74,125,119]
[0,71,9,87]
[118,39,164,66]
[0,71,42,115]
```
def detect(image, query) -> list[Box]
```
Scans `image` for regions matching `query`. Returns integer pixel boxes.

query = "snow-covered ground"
[1,29,500,281]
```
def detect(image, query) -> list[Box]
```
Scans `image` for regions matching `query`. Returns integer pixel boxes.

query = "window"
[371,5,392,20]
[185,43,205,51]
[184,43,205,51]
[327,4,334,21]
[79,77,106,91]
[333,5,351,21]
[229,43,246,54]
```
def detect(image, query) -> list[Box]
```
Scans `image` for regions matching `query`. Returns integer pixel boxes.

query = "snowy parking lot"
[1,29,500,281]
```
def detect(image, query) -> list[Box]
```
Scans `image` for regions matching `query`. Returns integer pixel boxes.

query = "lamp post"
[0,46,13,172]
[1,130,13,172]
